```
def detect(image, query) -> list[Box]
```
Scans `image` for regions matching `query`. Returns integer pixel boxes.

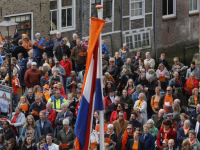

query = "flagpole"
[96,4,105,150]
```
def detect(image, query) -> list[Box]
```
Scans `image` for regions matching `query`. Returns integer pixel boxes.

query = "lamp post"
[0,16,18,87]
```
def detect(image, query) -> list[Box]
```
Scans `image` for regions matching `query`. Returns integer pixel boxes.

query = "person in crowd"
[138,124,155,150]
[44,33,54,58]
[134,72,148,87]
[151,109,165,130]
[119,124,134,150]
[181,139,194,150]
[33,85,43,99]
[131,66,140,82]
[3,121,16,141]
[95,118,108,134]
[53,32,63,51]
[169,71,182,88]
[163,139,175,150]
[129,112,142,131]
[24,62,42,88]
[159,86,177,115]
[177,120,193,150]
[29,95,46,120]
[12,39,28,59]
[70,33,77,50]
[25,50,38,66]
[132,84,147,103]
[110,102,127,123]
[26,88,35,105]
[0,134,4,148]
[195,114,200,142]
[131,50,141,66]
[10,106,26,136]
[50,69,62,85]
[114,52,124,68]
[184,72,198,98]
[104,88,115,110]
[39,52,48,67]
[188,88,200,109]
[32,32,45,63]
[104,124,118,149]
[113,111,129,141]
[52,60,66,84]
[124,79,135,97]
[119,43,129,62]
[58,119,75,150]
[66,93,76,115]
[44,102,56,129]
[190,104,200,125]
[144,52,155,69]
[66,71,81,95]
[116,68,130,94]
[133,108,145,128]
[172,103,181,123]
[48,89,68,110]
[0,66,7,80]
[147,119,159,140]
[36,135,46,150]
[186,61,200,80]
[174,83,187,109]
[151,86,161,114]
[126,131,142,150]
[102,54,108,74]
[36,110,53,136]
[125,58,134,73]
[41,62,52,76]
[21,135,37,150]
[107,57,119,81]
[158,53,170,71]
[166,113,178,132]
[45,133,59,150]
[55,40,71,61]
[48,57,55,68]
[22,35,32,52]
[104,81,114,96]
[21,115,41,144]
[171,57,186,74]
[102,40,109,56]
[0,93,9,116]
[40,70,49,92]
[138,58,145,72]
[55,103,73,135]
[157,119,176,150]
[133,93,148,123]
[71,38,86,73]
[188,130,200,150]
[178,113,190,129]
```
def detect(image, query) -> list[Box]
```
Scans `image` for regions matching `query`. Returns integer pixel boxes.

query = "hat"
[167,113,173,117]
[60,40,64,43]
[43,84,49,90]
[31,62,37,66]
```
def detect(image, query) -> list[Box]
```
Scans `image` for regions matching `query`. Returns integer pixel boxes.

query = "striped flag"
[74,18,106,150]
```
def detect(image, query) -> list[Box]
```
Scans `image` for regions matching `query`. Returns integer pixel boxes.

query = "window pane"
[50,1,57,10]
[147,40,150,45]
[139,2,142,8]
[163,0,167,15]
[131,3,135,10]
[51,11,57,30]
[143,33,146,39]
[67,8,72,26]
[146,33,149,39]
[62,9,66,27]
[168,0,174,15]
[134,35,137,41]
[135,42,138,48]
[130,43,133,49]
[91,5,97,17]
[138,34,141,40]
[126,37,129,42]
[131,10,134,16]
[135,3,139,9]
[193,0,197,10]
[130,36,132,41]
[62,0,72,7]
[138,41,141,47]
[138,9,142,15]
[189,0,193,11]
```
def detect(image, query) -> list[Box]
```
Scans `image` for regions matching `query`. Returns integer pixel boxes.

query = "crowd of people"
[0,31,199,150]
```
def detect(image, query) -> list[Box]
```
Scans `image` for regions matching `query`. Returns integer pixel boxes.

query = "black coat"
[159,94,177,109]
[55,45,71,61]
[104,103,117,122]
[129,120,142,131]
[159,58,170,71]
[12,46,28,59]
[29,102,46,120]
[126,139,143,150]
[3,128,16,141]
[189,109,200,125]
[107,65,119,80]
[105,132,118,149]
[134,76,148,87]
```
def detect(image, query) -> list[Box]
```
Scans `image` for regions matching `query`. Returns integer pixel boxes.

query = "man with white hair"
[120,43,129,62]
[132,84,147,103]
[25,49,38,64]
[24,62,42,88]
[163,139,175,150]
[144,52,155,69]
[33,32,45,63]
[53,31,63,51]
[147,119,159,139]
[58,118,75,149]
[104,124,117,149]
[44,102,56,129]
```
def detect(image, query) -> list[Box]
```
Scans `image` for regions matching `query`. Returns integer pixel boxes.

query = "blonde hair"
[33,85,41,93]
[25,115,36,128]
[18,95,30,105]
[192,88,199,95]
[125,79,135,91]
[23,35,30,41]
[173,103,181,113]
[109,57,115,62]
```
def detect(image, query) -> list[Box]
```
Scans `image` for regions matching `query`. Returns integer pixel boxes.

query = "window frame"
[189,0,199,14]
[162,0,177,19]
[50,0,76,34]
[129,0,145,20]
[125,31,151,51]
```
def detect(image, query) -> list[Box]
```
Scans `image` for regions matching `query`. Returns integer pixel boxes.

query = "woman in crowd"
[41,63,51,76]
[177,113,189,129]
[188,130,200,150]
[107,57,119,81]
[18,96,29,116]
[138,58,144,72]
[188,88,200,109]
[57,82,67,99]
[21,115,41,143]
[48,57,55,69]
[169,72,182,88]
[104,124,117,149]
[3,121,16,141]
[10,106,26,137]
[21,135,37,150]
[177,120,193,150]
[110,102,127,123]
[147,119,159,140]
[104,81,114,96]
[184,72,198,98]
[40,70,49,92]
[40,52,48,67]
[173,103,181,123]
[67,93,77,115]
[22,35,32,52]
[33,85,43,100]
[124,79,135,97]
[158,53,170,71]
[126,131,141,150]
[182,139,194,150]
[114,52,124,68]
[132,50,141,66]
[151,86,161,114]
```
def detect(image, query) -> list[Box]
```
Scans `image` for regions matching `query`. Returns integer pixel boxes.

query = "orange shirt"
[132,142,138,150]
[163,95,173,114]
[95,123,108,134]
[151,96,160,109]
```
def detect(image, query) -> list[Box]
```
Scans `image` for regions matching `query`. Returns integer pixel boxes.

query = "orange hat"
[43,84,49,90]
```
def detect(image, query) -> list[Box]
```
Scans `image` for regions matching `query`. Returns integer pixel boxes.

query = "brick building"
[0,0,199,66]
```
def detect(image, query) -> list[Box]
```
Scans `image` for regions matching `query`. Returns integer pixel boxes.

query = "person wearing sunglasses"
[110,102,127,123]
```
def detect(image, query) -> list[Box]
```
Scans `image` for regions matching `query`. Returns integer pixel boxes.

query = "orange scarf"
[137,99,144,108]
[183,127,189,135]
[194,95,198,105]
[189,138,196,145]
[122,130,134,150]
[122,49,127,53]
[43,76,49,81]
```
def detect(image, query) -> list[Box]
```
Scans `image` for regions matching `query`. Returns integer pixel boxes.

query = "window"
[162,0,176,18]
[125,32,151,50]
[91,0,113,21]
[50,0,76,34]
[130,0,145,20]
[189,0,199,13]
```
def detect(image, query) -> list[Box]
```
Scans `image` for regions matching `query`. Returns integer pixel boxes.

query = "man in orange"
[159,86,177,117]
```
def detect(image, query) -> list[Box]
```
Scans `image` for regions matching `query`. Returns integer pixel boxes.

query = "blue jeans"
[75,63,85,73]
[13,94,19,106]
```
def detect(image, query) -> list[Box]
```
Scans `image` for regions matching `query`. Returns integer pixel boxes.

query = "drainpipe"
[80,0,83,40]
[120,0,123,47]
[153,0,157,62]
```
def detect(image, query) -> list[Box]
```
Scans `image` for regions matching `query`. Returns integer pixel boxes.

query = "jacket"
[129,120,142,131]
[132,91,147,102]
[177,127,193,149]
[184,78,199,95]
[115,57,124,68]
[127,139,143,150]
[189,138,200,150]
[144,58,155,69]
[44,38,54,57]
[44,109,57,129]
[186,67,200,80]
[104,132,118,149]
[133,100,148,123]
[60,59,73,78]
[103,95,114,110]
[66,76,81,93]
[53,37,63,51]
[174,87,187,107]
[11,112,26,136]
[151,114,164,130]
[3,128,16,141]
[189,109,200,125]
[18,58,27,85]
[107,65,119,80]
[58,128,75,150]
[134,76,148,87]
[138,133,155,150]
[29,101,46,120]
[120,96,134,110]
[189,95,200,109]
[36,119,54,136]
[12,46,28,59]
[149,125,159,139]
[113,119,129,141]
[104,103,117,122]
[110,110,127,123]
[21,125,41,143]
[159,94,177,109]
[71,45,86,64]
[48,95,68,110]
[55,45,71,61]
[33,37,46,59]
[24,68,42,88]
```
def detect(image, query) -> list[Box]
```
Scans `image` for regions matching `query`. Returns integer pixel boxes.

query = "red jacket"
[24,68,42,88]
[103,95,114,110]
[60,59,72,78]
[110,110,127,123]
[157,127,176,150]
[184,77,198,95]
[44,109,56,129]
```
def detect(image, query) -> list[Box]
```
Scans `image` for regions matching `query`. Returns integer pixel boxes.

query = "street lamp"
[0,16,18,87]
